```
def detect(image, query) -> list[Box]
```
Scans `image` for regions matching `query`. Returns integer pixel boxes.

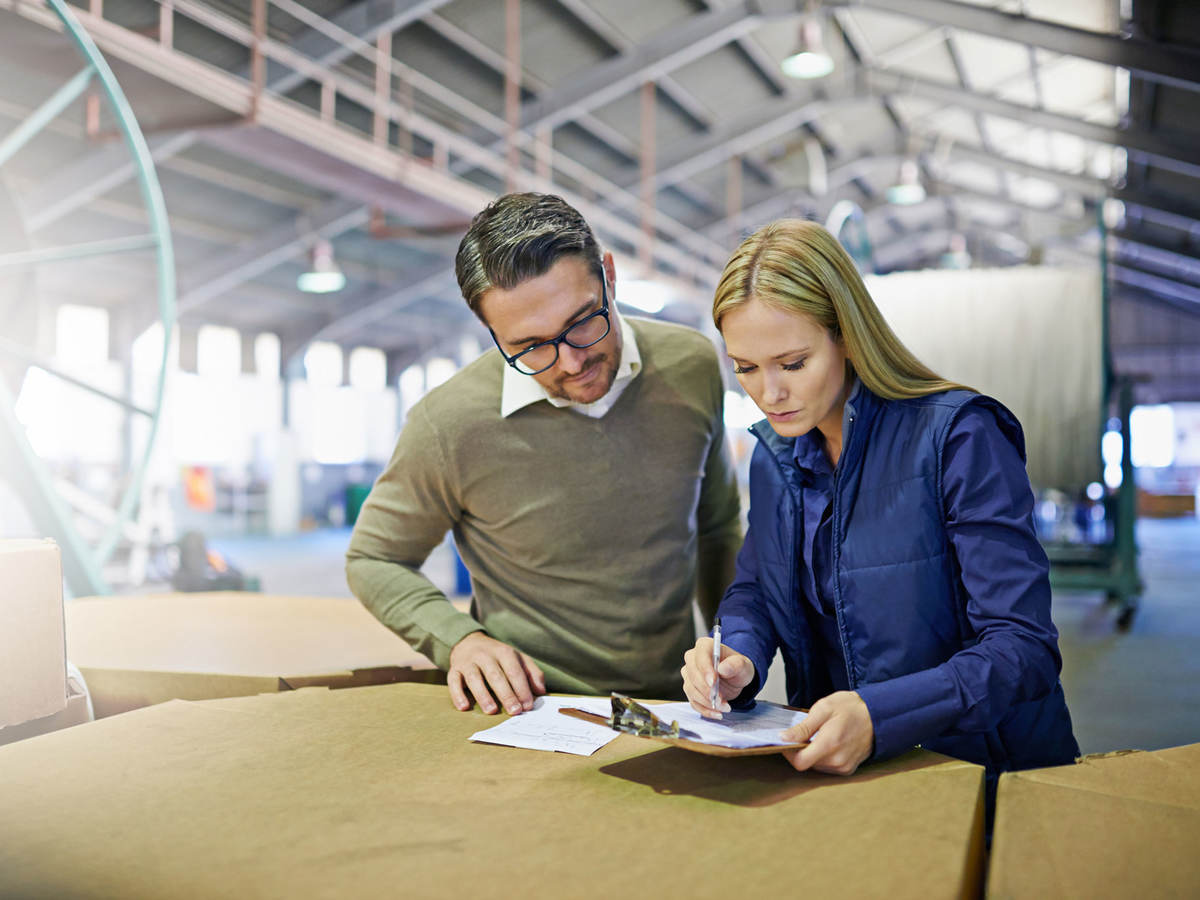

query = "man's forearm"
[345,555,484,669]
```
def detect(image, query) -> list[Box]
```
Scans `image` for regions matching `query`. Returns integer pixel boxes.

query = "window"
[55,304,108,367]
[304,341,343,387]
[348,346,386,390]
[197,325,241,379]
[254,332,281,379]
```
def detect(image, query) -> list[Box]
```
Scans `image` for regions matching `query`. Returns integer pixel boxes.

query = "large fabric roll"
[863,267,1103,492]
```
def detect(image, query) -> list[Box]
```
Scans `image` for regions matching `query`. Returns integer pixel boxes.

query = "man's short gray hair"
[455,193,603,319]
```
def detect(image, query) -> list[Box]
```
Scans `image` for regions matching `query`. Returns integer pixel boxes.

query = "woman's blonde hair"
[713,218,972,400]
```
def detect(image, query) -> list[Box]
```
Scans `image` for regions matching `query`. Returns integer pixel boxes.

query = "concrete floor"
[1053,517,1200,755]
[209,516,1200,757]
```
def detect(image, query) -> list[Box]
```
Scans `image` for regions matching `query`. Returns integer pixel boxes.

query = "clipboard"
[558,699,808,758]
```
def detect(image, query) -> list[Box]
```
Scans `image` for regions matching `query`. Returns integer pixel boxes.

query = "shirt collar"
[500,312,641,418]
[791,374,862,475]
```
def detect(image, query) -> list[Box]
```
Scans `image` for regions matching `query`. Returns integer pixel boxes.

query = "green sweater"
[345,318,742,699]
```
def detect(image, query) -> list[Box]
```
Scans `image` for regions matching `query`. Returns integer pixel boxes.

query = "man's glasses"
[489,279,611,376]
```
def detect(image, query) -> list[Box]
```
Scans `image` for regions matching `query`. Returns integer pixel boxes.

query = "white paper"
[468,695,618,756]
[648,700,808,748]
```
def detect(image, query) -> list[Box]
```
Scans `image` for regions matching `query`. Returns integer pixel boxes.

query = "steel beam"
[514,2,782,135]
[1111,263,1200,309]
[695,141,1110,241]
[631,63,1196,228]
[23,132,195,232]
[201,122,722,281]
[946,143,1107,198]
[557,0,711,130]
[0,64,94,168]
[1113,228,1200,260]
[284,261,460,355]
[173,198,368,320]
[421,11,638,163]
[865,69,1200,177]
[611,87,852,193]
[1117,189,1200,233]
[266,0,454,96]
[870,225,1030,270]
[424,11,724,233]
[19,0,451,231]
[697,151,905,239]
[850,0,1200,91]
[1111,237,1200,288]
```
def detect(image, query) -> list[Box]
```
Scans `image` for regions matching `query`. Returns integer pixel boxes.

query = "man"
[346,192,741,715]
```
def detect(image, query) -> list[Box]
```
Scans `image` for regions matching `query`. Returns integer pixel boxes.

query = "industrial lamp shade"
[297,238,346,294]
[886,158,927,206]
[781,18,834,79]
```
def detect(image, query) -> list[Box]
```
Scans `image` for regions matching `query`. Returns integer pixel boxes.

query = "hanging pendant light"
[886,158,927,206]
[781,16,834,80]
[297,238,346,294]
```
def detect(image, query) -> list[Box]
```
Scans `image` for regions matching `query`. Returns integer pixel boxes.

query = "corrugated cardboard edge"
[0,679,90,746]
[81,664,448,717]
[960,765,987,900]
[0,684,993,900]
[986,744,1200,898]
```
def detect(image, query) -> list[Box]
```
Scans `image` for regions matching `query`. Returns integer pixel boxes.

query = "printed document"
[469,695,618,756]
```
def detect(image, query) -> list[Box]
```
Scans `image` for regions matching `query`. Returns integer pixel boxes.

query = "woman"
[682,219,1078,786]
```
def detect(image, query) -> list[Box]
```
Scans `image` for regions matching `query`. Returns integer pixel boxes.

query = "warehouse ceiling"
[0,0,1198,401]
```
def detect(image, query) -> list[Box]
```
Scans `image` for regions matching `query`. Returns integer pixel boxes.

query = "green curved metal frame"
[824,199,877,274]
[0,0,176,595]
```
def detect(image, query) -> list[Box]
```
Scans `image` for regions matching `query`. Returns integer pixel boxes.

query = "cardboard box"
[0,538,66,728]
[65,592,441,717]
[0,670,91,746]
[988,743,1200,898]
[0,683,985,899]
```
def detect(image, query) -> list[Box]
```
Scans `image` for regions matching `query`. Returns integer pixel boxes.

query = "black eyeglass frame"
[488,278,611,376]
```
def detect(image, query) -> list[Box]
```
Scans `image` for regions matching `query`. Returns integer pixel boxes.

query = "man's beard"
[545,351,618,403]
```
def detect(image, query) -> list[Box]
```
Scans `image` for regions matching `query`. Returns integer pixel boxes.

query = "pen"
[710,616,722,711]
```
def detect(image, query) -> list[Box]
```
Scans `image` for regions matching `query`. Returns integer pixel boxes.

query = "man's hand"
[681,637,756,719]
[447,632,546,715]
[780,691,874,775]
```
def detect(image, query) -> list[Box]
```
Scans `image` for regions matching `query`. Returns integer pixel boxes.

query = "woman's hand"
[780,691,875,775]
[681,637,756,719]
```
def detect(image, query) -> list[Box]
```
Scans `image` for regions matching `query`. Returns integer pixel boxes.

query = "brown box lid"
[65,592,439,716]
[0,682,985,899]
[988,743,1200,898]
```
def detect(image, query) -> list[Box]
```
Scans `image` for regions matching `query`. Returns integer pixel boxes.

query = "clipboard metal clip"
[609,693,699,740]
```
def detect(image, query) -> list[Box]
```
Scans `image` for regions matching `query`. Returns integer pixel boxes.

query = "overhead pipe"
[639,80,656,273]
[249,0,265,122]
[504,0,521,192]
[373,29,391,148]
[726,154,742,250]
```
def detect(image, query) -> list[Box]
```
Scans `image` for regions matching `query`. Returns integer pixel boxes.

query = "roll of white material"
[863,266,1103,492]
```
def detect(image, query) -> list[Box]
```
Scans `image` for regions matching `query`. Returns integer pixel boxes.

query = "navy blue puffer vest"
[745,387,1078,773]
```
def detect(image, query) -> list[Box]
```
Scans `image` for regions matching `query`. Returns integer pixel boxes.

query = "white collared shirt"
[499,313,642,419]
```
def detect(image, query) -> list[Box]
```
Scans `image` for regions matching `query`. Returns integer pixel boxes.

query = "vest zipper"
[830,412,856,690]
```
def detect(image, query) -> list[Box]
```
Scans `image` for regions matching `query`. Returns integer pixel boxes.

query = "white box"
[0,539,67,728]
